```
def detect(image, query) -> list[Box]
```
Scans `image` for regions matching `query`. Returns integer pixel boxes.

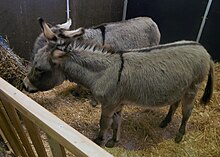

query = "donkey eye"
[35,67,45,73]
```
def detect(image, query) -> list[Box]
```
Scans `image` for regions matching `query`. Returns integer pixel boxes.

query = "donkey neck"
[62,60,102,88]
[59,41,119,88]
[83,28,103,45]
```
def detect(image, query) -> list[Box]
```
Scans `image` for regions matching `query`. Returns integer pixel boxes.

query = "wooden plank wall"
[0,0,124,60]
[71,0,124,28]
[0,0,66,60]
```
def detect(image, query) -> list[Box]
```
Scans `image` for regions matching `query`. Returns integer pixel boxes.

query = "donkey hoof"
[71,90,80,97]
[93,138,105,147]
[105,139,118,148]
[159,120,168,128]
[175,133,183,143]
[90,100,98,107]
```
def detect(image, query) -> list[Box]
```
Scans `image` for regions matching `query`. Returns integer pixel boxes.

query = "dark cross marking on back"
[117,52,124,84]
[94,24,106,45]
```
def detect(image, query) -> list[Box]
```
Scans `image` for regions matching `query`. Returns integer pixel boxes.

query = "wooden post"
[0,129,13,153]
[22,115,48,157]
[2,100,36,157]
[47,134,66,157]
[0,101,28,157]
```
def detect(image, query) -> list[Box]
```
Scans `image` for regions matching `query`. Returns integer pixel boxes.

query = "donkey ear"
[56,18,72,30]
[38,17,57,40]
[62,27,85,38]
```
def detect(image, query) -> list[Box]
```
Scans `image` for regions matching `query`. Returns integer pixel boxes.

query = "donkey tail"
[200,61,215,105]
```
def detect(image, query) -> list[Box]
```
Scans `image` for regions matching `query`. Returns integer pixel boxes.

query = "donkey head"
[32,18,74,60]
[23,18,85,92]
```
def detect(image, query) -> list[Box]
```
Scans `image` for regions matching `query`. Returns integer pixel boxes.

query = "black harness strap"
[94,25,106,45]
[117,52,124,84]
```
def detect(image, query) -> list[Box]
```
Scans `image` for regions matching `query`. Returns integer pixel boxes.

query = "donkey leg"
[89,97,99,107]
[175,84,200,143]
[159,100,180,128]
[71,84,82,97]
[94,105,115,146]
[105,106,123,148]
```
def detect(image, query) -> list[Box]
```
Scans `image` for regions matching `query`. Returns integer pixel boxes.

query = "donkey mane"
[67,40,201,55]
[55,39,119,73]
[58,39,201,58]
[122,40,201,53]
[56,40,202,80]
[57,38,116,55]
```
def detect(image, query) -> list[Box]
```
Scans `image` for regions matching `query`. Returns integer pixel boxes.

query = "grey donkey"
[23,19,214,148]
[32,16,161,103]
[32,17,160,56]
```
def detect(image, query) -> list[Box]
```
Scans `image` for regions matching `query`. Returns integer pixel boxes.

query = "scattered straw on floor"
[26,63,220,157]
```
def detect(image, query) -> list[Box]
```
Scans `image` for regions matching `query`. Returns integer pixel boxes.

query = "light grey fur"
[83,17,161,50]
[24,39,214,147]
[32,17,160,59]
[57,41,211,107]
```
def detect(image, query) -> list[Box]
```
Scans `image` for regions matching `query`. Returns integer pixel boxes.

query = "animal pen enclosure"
[0,0,220,156]
[0,77,113,157]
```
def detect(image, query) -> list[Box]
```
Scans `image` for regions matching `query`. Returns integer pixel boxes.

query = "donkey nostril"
[23,84,38,93]
[22,77,38,93]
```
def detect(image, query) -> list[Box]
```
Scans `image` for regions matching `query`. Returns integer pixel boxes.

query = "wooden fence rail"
[0,77,113,157]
